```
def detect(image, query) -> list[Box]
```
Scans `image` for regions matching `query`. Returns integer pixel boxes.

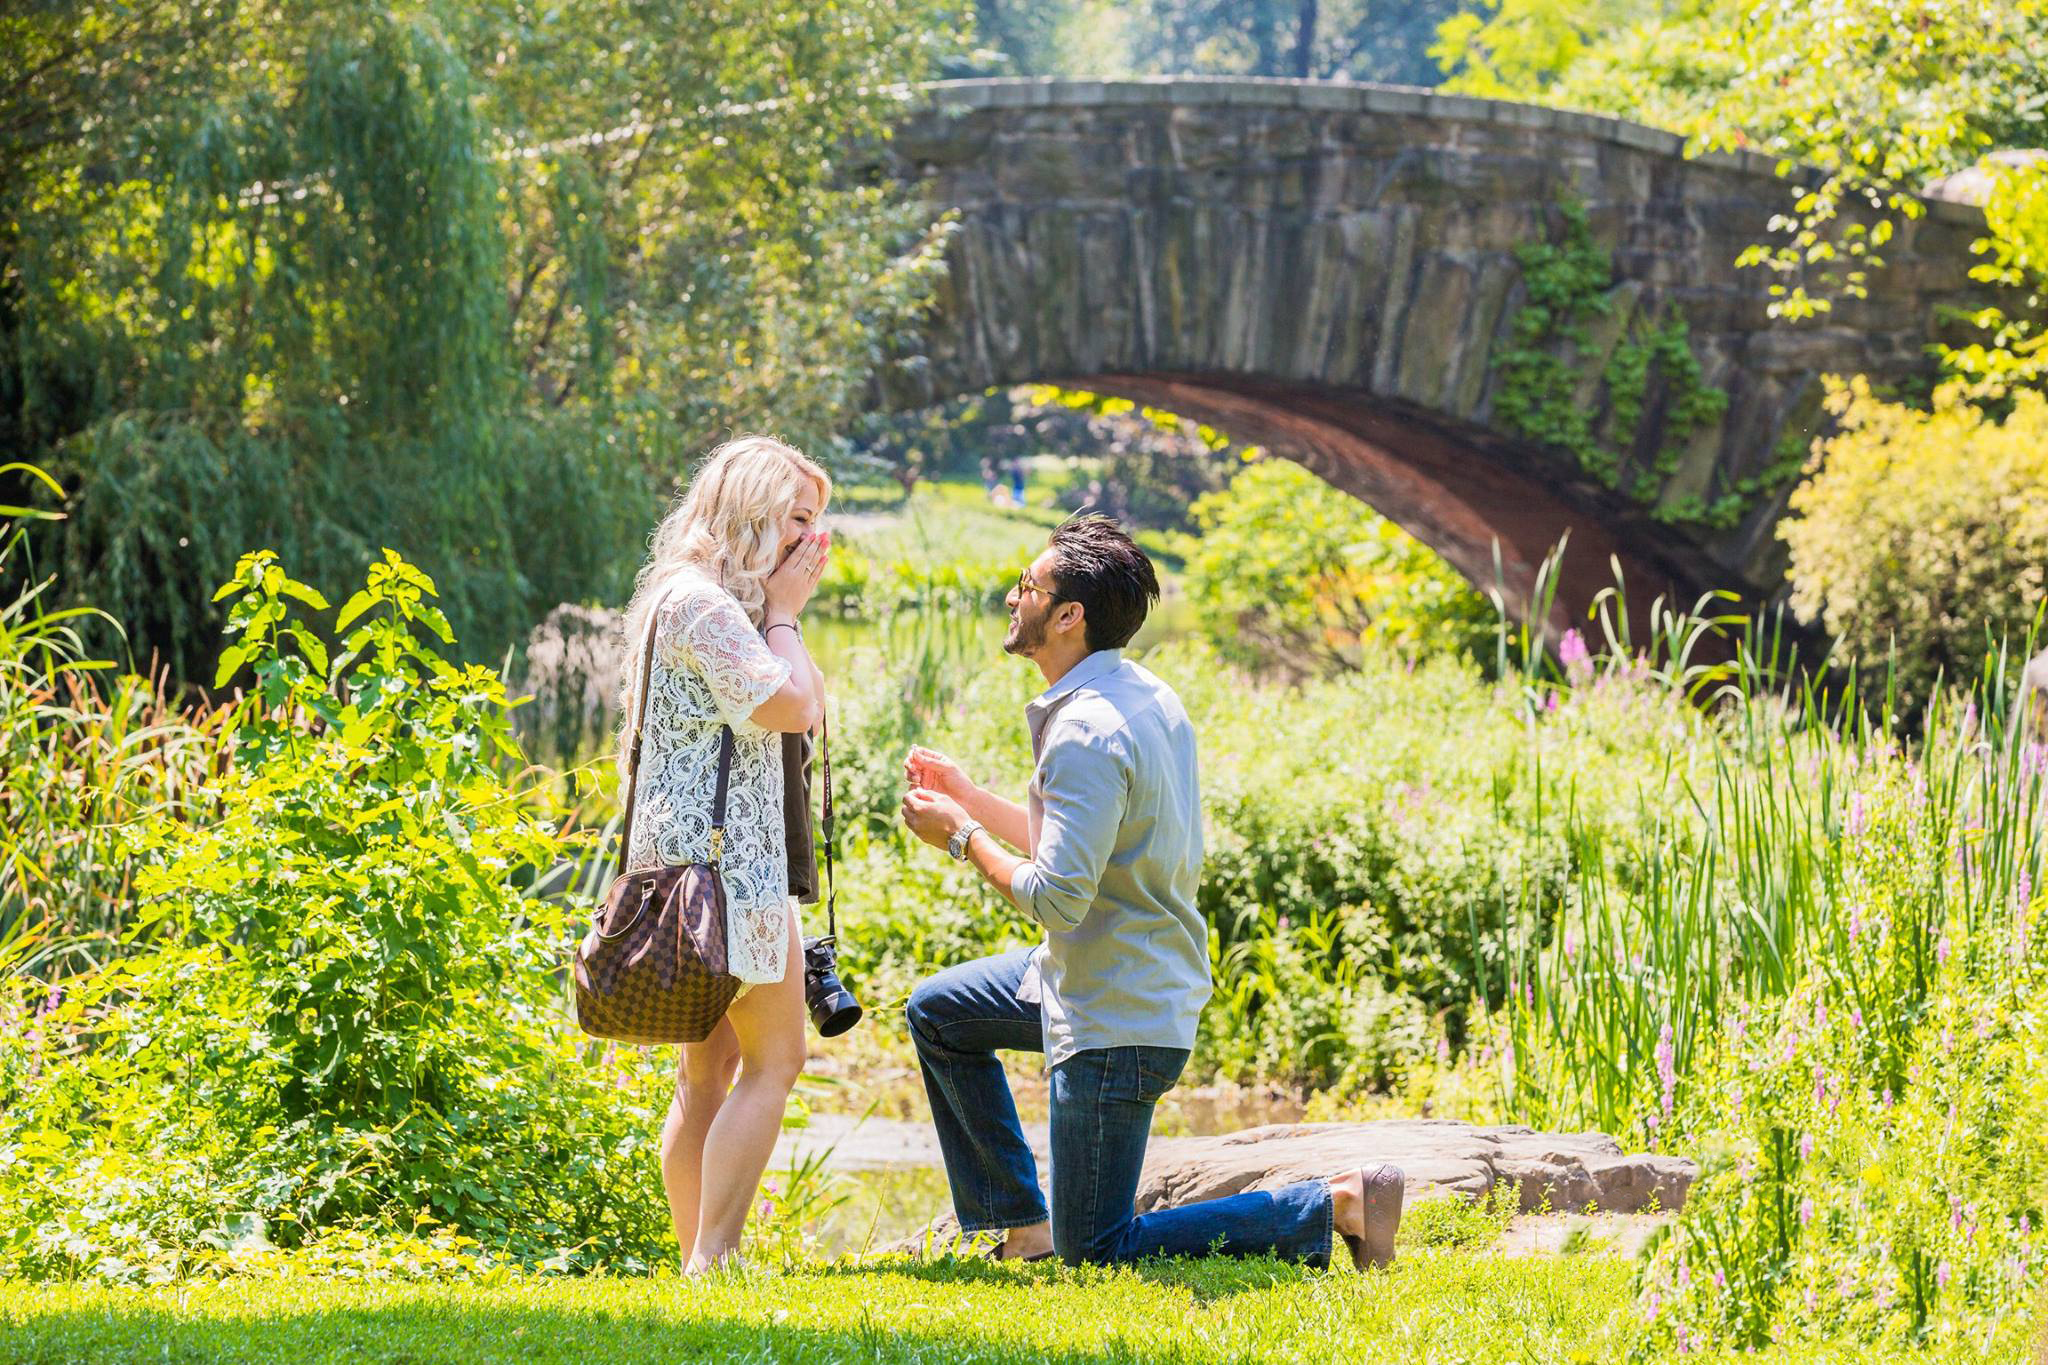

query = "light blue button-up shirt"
[1009,649,1210,1068]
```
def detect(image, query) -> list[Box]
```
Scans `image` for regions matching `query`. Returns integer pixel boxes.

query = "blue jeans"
[906,947,1333,1267]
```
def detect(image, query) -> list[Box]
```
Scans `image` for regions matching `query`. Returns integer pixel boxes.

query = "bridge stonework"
[874,78,1989,627]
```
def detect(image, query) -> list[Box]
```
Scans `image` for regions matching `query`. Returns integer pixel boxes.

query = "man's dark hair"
[1046,515,1159,652]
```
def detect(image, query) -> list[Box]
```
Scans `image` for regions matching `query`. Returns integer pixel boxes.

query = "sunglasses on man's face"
[1012,569,1064,603]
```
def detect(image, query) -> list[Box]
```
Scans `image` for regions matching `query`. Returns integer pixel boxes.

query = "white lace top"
[623,570,794,984]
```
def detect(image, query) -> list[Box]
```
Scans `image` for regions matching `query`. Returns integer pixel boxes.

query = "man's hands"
[904,745,974,803]
[900,744,1026,908]
[900,745,975,850]
[900,787,971,850]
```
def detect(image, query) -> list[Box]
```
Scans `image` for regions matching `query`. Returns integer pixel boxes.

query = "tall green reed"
[0,467,233,976]
[1473,566,2046,1145]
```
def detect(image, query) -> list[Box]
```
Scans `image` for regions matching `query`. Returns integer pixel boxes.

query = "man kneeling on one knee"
[898,515,1403,1268]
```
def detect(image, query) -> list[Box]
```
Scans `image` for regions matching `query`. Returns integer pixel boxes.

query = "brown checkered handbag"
[572,612,742,1044]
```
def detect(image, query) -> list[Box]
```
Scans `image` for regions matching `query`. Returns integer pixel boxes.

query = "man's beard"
[1003,608,1046,657]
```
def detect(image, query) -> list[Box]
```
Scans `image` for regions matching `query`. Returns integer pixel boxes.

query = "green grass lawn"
[0,1253,2026,1364]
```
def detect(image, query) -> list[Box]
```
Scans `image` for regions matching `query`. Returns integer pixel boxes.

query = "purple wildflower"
[1714,1270,1726,1291]
[1936,1260,1952,1289]
[1560,629,1594,685]
[1799,1198,1815,1227]
[1656,1024,1677,1118]
[1846,793,1867,839]
[1800,1133,1815,1161]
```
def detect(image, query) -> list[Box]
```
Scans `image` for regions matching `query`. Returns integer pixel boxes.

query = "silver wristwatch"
[947,820,984,861]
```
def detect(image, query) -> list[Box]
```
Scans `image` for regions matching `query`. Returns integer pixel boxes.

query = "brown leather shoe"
[1338,1163,1404,1270]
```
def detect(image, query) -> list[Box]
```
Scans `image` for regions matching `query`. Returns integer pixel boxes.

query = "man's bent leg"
[1049,1046,1332,1267]
[906,947,1046,1233]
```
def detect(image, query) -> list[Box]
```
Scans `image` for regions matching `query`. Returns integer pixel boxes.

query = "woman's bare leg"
[660,1016,741,1266]
[687,909,807,1271]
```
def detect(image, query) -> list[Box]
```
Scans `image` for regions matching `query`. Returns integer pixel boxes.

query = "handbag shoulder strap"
[617,594,737,879]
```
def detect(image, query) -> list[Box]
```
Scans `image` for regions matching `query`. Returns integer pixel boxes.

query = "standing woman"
[616,434,831,1272]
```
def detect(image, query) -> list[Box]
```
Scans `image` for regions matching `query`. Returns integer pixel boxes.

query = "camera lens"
[803,935,863,1037]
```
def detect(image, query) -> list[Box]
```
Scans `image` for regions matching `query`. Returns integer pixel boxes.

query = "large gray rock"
[884,1118,1695,1252]
[1135,1120,1693,1215]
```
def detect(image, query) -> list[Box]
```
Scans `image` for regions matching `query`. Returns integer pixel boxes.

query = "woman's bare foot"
[1330,1163,1404,1269]
[684,1247,743,1277]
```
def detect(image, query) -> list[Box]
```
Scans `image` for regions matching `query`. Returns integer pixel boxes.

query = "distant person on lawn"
[898,515,1404,1268]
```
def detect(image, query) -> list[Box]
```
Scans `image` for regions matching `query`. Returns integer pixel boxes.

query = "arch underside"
[1074,373,1721,633]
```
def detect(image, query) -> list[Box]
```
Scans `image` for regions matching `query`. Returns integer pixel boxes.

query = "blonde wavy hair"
[618,435,831,769]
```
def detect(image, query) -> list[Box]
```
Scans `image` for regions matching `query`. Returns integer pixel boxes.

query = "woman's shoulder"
[654,566,740,620]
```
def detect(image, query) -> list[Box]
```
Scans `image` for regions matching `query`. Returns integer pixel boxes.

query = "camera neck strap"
[819,704,836,939]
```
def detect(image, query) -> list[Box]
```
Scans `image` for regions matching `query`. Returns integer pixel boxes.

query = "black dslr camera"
[803,934,862,1037]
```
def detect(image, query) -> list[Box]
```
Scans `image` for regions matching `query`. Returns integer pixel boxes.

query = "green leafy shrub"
[1178,460,1493,675]
[826,634,1694,1086]
[0,551,679,1280]
[1780,378,2048,714]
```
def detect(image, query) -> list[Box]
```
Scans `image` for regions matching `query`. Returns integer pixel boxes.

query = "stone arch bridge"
[869,77,1991,631]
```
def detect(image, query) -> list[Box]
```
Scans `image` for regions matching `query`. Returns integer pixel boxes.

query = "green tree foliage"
[1948,155,2048,395]
[1779,378,2048,714]
[4,1,960,683]
[1429,0,1656,97]
[1437,0,2048,338]
[1179,459,1493,675]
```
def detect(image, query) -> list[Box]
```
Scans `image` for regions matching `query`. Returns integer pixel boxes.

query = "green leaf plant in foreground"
[0,551,683,1281]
